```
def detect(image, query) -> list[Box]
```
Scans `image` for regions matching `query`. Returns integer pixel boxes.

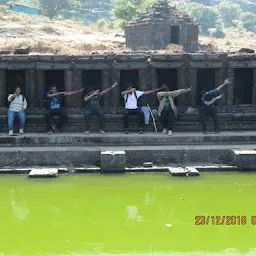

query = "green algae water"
[1,173,256,256]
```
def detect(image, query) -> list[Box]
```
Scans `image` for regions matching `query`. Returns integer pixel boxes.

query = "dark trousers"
[124,108,144,129]
[45,108,68,131]
[84,109,105,131]
[201,107,219,132]
[160,109,174,131]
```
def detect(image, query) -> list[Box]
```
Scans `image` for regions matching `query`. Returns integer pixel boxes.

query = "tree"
[218,1,242,27]
[240,12,256,32]
[182,3,221,34]
[114,0,156,29]
[39,0,77,19]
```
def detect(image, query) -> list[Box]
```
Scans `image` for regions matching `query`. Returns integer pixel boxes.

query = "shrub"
[217,1,242,27]
[97,18,106,31]
[240,12,256,32]
[182,3,221,34]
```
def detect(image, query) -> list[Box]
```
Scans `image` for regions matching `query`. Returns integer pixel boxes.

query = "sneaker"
[47,130,53,135]
[162,128,167,134]
[99,130,106,134]
[19,129,24,134]
[215,129,220,135]
[9,130,13,136]
[168,130,172,136]
[139,127,144,134]
[51,124,60,134]
[125,129,129,134]
[84,130,90,134]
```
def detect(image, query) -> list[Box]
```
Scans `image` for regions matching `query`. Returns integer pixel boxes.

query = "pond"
[0,173,256,256]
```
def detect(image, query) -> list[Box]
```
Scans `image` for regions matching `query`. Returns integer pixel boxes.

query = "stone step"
[0,131,256,146]
[0,143,253,167]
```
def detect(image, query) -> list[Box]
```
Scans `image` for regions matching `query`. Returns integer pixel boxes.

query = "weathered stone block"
[231,150,256,169]
[185,166,200,176]
[101,151,126,173]
[168,167,187,177]
[29,168,58,178]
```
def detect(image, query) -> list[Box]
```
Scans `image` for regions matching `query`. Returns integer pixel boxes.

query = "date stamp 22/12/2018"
[195,216,256,225]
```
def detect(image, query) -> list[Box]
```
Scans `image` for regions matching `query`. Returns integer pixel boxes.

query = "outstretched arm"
[64,88,85,97]
[157,88,192,99]
[204,94,223,105]
[84,90,99,102]
[121,88,135,96]
[47,92,65,98]
[216,78,232,92]
[143,88,160,95]
[100,82,118,96]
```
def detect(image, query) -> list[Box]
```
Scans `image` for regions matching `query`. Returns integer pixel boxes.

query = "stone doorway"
[170,25,180,45]
[156,68,177,90]
[6,70,26,103]
[44,70,65,93]
[234,68,253,105]
[83,70,103,93]
[196,69,216,105]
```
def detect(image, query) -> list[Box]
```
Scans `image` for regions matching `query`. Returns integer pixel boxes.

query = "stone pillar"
[177,65,190,106]
[25,70,36,107]
[150,67,158,106]
[226,69,235,106]
[73,70,83,108]
[252,69,256,105]
[110,69,120,109]
[64,70,73,107]
[139,68,148,106]
[37,70,45,107]
[0,70,6,108]
[215,68,227,106]
[102,70,111,107]
[188,68,197,106]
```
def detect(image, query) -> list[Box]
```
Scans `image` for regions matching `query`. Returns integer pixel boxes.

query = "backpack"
[125,91,137,103]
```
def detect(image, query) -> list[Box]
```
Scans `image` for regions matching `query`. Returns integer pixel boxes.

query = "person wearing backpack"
[121,84,159,134]
[7,86,27,136]
[84,82,118,134]
[45,85,84,135]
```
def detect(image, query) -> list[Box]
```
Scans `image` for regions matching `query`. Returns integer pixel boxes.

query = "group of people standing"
[6,78,232,136]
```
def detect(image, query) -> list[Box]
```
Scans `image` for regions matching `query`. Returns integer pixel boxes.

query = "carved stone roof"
[127,0,195,26]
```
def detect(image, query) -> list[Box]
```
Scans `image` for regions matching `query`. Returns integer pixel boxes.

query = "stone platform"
[1,111,256,133]
[0,132,256,169]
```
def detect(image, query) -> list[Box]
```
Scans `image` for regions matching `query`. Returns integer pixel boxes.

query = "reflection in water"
[126,205,144,222]
[10,188,29,221]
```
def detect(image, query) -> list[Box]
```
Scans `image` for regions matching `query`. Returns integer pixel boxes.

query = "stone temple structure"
[0,53,256,134]
[125,0,199,52]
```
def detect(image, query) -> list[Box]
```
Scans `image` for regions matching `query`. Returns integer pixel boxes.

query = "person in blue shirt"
[201,78,232,135]
[45,85,84,135]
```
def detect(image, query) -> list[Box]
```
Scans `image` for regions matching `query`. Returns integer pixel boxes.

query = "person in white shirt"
[121,84,159,134]
[7,86,27,136]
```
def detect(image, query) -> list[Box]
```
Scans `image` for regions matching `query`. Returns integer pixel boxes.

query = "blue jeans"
[160,110,174,131]
[84,109,105,131]
[7,110,26,131]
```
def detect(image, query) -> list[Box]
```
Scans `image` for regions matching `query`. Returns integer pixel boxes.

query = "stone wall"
[0,53,255,114]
